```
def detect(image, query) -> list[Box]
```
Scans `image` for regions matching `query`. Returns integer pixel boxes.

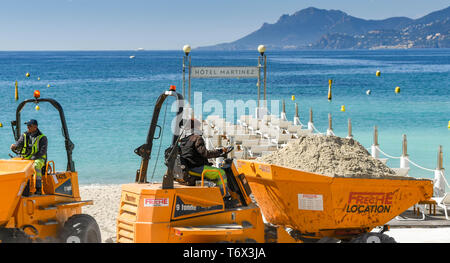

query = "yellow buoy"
[26,72,30,78]
[291,95,295,101]
[37,77,40,80]
[328,79,332,101]
[47,84,51,88]
[0,122,3,128]
[35,105,40,111]
[376,70,381,77]
[15,80,19,101]
[341,105,346,112]
[395,86,400,93]
[448,120,450,129]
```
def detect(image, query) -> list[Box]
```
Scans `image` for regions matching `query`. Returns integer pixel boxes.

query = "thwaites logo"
[144,198,169,207]
[173,196,223,218]
[345,192,394,214]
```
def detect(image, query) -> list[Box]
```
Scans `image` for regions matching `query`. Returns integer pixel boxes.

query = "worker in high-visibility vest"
[10,119,47,194]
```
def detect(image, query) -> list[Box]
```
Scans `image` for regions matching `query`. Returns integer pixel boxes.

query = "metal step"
[38,200,93,211]
[54,200,93,208]
[39,205,57,210]
[172,222,253,237]
[38,219,59,226]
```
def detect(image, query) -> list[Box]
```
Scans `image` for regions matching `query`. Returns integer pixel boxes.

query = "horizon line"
[1,48,450,52]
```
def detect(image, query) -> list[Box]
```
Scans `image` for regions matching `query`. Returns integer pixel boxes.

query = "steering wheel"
[10,147,21,157]
[220,146,234,157]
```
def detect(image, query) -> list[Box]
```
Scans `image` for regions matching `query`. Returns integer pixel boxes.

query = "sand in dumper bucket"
[257,135,397,178]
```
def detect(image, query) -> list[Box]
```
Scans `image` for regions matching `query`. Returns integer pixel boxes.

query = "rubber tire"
[350,233,396,243]
[0,228,32,243]
[317,237,341,243]
[59,214,102,243]
[264,224,277,243]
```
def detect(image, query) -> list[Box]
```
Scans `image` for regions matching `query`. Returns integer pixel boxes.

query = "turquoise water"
[0,50,449,184]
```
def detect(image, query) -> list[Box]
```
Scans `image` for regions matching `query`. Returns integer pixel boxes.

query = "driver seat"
[173,154,197,186]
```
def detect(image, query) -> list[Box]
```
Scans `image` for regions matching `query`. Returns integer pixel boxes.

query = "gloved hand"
[222,146,234,154]
[10,144,19,155]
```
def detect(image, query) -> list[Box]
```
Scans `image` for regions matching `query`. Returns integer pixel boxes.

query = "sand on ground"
[79,184,122,243]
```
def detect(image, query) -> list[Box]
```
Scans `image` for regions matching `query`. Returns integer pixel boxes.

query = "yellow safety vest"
[21,133,47,160]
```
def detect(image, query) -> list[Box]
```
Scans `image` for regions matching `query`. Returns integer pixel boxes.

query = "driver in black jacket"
[179,118,232,194]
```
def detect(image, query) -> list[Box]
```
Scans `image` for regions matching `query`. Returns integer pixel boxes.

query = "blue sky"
[0,0,448,50]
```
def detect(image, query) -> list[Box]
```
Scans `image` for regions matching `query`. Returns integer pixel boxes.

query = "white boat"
[130,56,135,59]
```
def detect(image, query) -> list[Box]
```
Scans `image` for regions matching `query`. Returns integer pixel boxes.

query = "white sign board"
[191,66,259,79]
[298,194,323,211]
[144,198,169,207]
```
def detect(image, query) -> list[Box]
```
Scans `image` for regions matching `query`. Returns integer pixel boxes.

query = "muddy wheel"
[317,237,341,243]
[0,228,31,243]
[350,233,396,243]
[264,224,277,243]
[59,214,102,243]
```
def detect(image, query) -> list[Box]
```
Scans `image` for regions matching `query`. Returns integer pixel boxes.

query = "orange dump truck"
[235,160,433,242]
[0,94,101,243]
[0,159,101,243]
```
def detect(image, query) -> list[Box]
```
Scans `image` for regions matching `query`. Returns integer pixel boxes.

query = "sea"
[0,49,448,185]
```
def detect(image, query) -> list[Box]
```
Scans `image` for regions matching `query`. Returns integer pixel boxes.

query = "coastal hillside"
[198,6,450,50]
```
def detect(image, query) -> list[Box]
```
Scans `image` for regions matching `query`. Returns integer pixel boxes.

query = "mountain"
[197,6,450,50]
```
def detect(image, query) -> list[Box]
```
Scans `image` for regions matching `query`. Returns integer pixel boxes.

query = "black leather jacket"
[179,134,222,168]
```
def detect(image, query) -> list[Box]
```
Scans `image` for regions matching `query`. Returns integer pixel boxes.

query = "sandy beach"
[79,184,450,243]
[80,184,122,243]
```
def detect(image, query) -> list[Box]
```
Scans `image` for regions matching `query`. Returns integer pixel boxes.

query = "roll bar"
[134,89,184,188]
[11,98,75,172]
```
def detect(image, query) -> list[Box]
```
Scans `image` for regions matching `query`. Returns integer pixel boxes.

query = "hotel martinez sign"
[191,66,259,79]
[182,44,268,107]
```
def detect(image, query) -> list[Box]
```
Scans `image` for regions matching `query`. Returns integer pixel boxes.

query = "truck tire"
[317,237,341,243]
[350,233,396,243]
[0,228,31,243]
[59,214,102,243]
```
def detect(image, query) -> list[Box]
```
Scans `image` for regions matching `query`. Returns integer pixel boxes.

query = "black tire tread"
[59,214,102,243]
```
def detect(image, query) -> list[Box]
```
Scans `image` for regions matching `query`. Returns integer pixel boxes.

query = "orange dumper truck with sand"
[0,92,101,243]
[116,87,433,243]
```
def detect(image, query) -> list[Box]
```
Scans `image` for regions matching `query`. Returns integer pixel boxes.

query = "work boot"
[224,196,239,209]
[35,178,42,195]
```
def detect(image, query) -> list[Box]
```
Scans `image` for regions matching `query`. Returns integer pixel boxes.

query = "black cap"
[24,119,38,126]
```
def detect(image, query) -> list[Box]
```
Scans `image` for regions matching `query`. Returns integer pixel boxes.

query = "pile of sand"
[257,135,398,178]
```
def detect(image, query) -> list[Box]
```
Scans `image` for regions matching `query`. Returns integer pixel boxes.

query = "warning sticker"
[144,198,169,207]
[298,194,323,211]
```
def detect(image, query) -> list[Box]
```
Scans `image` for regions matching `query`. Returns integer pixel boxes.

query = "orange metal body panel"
[0,160,34,225]
[117,183,265,243]
[15,195,82,238]
[42,171,81,198]
[236,160,433,239]
[276,227,299,243]
[167,205,264,243]
[1,159,89,241]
